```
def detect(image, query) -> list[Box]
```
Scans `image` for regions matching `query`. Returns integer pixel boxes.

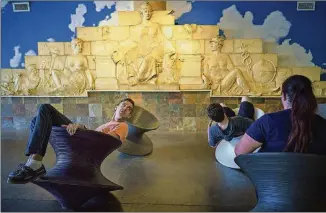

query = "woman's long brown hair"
[282,75,317,153]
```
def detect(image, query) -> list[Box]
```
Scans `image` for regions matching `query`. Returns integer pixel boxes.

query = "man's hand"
[62,123,86,136]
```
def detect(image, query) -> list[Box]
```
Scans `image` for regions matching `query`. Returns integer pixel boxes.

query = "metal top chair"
[33,127,123,210]
[317,103,326,119]
[235,152,326,212]
[118,105,160,156]
[215,107,264,169]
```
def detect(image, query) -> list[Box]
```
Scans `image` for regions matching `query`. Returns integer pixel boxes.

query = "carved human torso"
[27,71,40,88]
[205,53,232,80]
[66,55,87,73]
[134,21,162,57]
[59,54,90,94]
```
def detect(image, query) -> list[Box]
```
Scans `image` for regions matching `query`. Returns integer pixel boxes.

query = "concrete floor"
[1,130,256,212]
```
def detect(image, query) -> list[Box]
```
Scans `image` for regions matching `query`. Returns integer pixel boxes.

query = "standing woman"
[235,75,326,155]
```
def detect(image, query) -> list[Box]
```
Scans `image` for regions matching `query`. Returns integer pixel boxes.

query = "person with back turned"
[235,75,326,155]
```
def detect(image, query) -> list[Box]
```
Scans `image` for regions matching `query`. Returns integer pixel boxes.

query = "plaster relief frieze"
[193,25,219,40]
[234,39,263,54]
[87,56,96,70]
[76,27,103,41]
[161,26,173,39]
[91,41,119,56]
[64,42,91,55]
[176,40,205,55]
[205,39,233,54]
[292,67,321,82]
[1,69,15,95]
[117,10,174,26]
[275,67,292,88]
[3,1,325,98]
[102,26,130,41]
[202,36,251,96]
[313,82,326,96]
[112,2,178,87]
[23,38,94,96]
[38,42,65,56]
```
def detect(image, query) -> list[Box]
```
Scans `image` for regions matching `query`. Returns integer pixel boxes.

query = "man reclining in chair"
[207,97,254,148]
[7,98,135,184]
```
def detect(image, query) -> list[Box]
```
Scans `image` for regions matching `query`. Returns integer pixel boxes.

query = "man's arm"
[107,131,120,140]
[207,120,223,148]
[207,120,214,147]
[95,122,128,142]
[111,123,128,142]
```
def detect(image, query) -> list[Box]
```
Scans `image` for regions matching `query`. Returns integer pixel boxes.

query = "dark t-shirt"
[246,109,326,155]
[208,116,253,147]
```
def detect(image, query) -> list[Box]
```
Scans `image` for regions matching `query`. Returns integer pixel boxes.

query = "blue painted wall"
[1,1,325,80]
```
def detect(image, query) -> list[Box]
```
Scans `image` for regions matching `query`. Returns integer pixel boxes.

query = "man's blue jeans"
[25,104,72,156]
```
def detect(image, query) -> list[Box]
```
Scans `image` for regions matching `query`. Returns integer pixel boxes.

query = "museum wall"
[1,1,326,131]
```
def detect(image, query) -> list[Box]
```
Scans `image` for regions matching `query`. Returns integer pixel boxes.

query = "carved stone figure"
[113,2,176,86]
[202,36,251,95]
[0,70,16,95]
[1,65,41,96]
[34,48,66,94]
[38,60,52,90]
[184,24,197,35]
[18,65,41,95]
[239,43,253,75]
[64,38,94,92]
[157,51,179,84]
[252,59,277,83]
[48,48,62,90]
[48,39,94,95]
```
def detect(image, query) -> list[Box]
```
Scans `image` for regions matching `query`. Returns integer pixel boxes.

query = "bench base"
[118,134,153,156]
[33,180,123,211]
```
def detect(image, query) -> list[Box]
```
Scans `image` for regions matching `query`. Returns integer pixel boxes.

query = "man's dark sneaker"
[8,164,24,176]
[7,164,46,184]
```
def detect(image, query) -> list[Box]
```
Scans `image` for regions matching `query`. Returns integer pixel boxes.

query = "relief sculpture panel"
[111,2,178,89]
[202,36,251,96]
[1,1,324,97]
[38,38,95,96]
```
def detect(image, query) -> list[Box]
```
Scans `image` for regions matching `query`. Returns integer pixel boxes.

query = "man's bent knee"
[38,104,52,114]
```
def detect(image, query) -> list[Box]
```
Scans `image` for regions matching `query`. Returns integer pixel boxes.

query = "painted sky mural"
[1,1,325,80]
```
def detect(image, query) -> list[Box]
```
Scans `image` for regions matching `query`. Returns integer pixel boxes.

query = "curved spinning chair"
[215,108,264,169]
[317,103,326,119]
[235,153,326,212]
[118,105,160,156]
[33,127,123,211]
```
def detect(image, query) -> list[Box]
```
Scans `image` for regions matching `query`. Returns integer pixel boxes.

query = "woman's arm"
[235,134,262,156]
